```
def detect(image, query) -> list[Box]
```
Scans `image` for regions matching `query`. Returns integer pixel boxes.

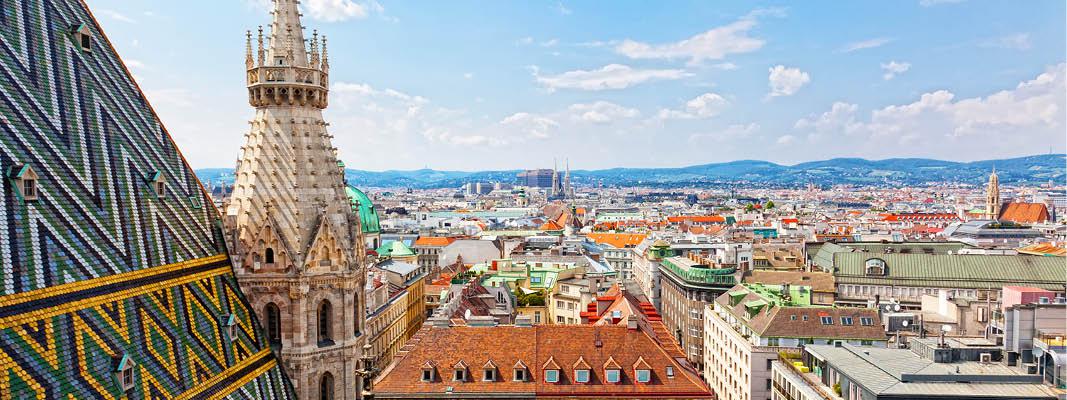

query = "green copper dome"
[346,185,381,234]
[376,240,416,257]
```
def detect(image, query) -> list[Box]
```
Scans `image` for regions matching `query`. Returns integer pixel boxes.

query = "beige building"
[659,254,740,371]
[704,284,886,400]
[367,260,427,371]
[224,1,366,398]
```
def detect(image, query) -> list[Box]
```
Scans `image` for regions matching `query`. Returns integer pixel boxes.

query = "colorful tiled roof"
[666,215,726,224]
[374,325,713,398]
[414,236,457,247]
[0,2,292,397]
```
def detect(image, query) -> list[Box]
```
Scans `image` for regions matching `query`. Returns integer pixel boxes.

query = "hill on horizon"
[195,154,1066,189]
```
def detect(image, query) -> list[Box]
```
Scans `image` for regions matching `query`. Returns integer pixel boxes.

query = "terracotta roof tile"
[999,202,1051,223]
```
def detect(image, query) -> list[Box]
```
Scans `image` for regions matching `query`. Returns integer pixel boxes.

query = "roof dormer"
[7,164,39,201]
[513,360,529,382]
[542,356,561,384]
[452,360,468,382]
[482,360,498,382]
[603,356,622,384]
[633,356,652,384]
[573,356,591,384]
[421,361,437,382]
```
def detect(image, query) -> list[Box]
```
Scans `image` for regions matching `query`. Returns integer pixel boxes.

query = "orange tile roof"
[415,237,457,247]
[1017,242,1066,257]
[586,233,647,249]
[999,202,1050,224]
[375,325,712,398]
[540,219,565,231]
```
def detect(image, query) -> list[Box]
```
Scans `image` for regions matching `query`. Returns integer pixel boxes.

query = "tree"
[765,200,775,209]
[745,203,755,212]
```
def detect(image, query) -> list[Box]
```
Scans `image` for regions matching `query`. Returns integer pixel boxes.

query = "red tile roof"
[999,202,1051,224]
[667,215,726,224]
[374,325,713,398]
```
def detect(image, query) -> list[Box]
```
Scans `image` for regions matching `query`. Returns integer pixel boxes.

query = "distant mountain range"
[195,154,1065,189]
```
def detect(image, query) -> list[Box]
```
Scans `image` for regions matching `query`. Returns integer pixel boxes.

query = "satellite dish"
[464,309,472,320]
[894,304,901,312]
[902,320,910,327]
[941,325,952,333]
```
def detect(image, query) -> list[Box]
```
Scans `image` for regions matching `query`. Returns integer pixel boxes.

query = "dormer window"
[70,24,92,52]
[8,165,39,201]
[114,353,135,393]
[865,258,887,276]
[573,356,591,384]
[482,360,498,382]
[221,314,238,338]
[604,356,621,384]
[420,361,437,382]
[146,171,165,198]
[542,356,561,383]
[860,317,875,326]
[513,360,528,382]
[452,360,468,382]
[633,356,652,383]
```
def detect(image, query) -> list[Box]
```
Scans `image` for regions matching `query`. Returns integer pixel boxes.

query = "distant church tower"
[985,168,1001,220]
[225,0,367,398]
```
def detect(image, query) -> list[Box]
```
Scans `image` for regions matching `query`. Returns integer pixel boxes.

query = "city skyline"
[87,0,1066,170]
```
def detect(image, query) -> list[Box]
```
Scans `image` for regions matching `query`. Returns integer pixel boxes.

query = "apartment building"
[659,254,740,370]
[706,284,886,400]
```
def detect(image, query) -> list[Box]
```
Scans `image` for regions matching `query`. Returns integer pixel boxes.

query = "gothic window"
[265,303,282,349]
[319,372,334,400]
[318,300,333,346]
[265,247,275,264]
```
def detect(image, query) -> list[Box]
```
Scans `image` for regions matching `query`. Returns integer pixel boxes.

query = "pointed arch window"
[353,294,362,337]
[318,300,334,346]
[319,372,334,400]
[265,303,282,349]
[265,247,275,264]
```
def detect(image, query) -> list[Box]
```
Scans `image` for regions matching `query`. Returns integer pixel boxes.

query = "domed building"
[347,185,382,249]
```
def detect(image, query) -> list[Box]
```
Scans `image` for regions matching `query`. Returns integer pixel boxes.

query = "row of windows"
[424,366,659,384]
[262,298,361,349]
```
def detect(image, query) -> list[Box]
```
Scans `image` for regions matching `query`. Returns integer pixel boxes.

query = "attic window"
[574,369,590,383]
[483,360,498,382]
[146,171,165,198]
[544,369,559,383]
[864,258,887,276]
[421,368,434,382]
[840,316,854,326]
[70,24,92,52]
[666,366,675,378]
[9,165,39,201]
[635,369,651,383]
[221,314,238,338]
[860,317,875,326]
[452,361,468,382]
[820,316,834,325]
[114,354,135,393]
[605,368,620,383]
[513,368,527,382]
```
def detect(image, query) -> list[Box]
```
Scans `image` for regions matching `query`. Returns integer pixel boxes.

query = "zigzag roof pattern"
[0,0,293,397]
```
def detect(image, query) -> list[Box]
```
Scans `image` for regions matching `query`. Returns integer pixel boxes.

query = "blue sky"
[86,0,1066,171]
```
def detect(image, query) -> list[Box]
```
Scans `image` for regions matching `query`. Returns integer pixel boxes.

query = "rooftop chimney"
[626,315,639,331]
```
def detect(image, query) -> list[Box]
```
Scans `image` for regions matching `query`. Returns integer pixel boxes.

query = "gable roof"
[999,202,1050,223]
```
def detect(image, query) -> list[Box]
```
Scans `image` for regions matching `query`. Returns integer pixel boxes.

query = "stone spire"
[986,168,1001,220]
[266,0,308,67]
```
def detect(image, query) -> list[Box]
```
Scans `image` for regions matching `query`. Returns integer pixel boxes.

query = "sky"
[85,0,1067,171]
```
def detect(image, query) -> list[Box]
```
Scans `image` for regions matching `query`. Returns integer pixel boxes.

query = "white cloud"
[541,39,559,47]
[614,15,769,65]
[98,9,137,24]
[839,37,893,53]
[532,64,692,92]
[776,135,797,145]
[516,37,535,45]
[689,123,759,142]
[304,0,368,22]
[981,33,1032,50]
[463,72,474,80]
[499,112,559,139]
[881,61,911,80]
[794,102,863,140]
[556,2,572,15]
[658,92,729,120]
[767,65,810,97]
[919,0,965,6]
[710,62,739,71]
[794,63,1066,150]
[568,101,640,124]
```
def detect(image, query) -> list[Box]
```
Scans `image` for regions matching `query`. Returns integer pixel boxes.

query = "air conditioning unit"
[979,353,992,363]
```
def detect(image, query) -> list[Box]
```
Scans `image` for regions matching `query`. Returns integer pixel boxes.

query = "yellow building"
[367,260,427,370]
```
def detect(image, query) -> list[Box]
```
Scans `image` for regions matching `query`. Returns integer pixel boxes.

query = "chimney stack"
[626,315,639,331]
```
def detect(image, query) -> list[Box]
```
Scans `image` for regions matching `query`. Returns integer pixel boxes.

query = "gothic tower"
[225,0,367,398]
[985,168,1001,220]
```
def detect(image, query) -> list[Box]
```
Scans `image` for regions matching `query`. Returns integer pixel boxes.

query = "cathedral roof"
[0,2,292,397]
[999,202,1051,224]
[346,184,382,234]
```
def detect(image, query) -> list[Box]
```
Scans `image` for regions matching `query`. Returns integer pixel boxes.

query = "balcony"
[661,259,737,286]
[775,352,842,400]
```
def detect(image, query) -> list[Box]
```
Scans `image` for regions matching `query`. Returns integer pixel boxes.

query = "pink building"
[1001,286,1058,311]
